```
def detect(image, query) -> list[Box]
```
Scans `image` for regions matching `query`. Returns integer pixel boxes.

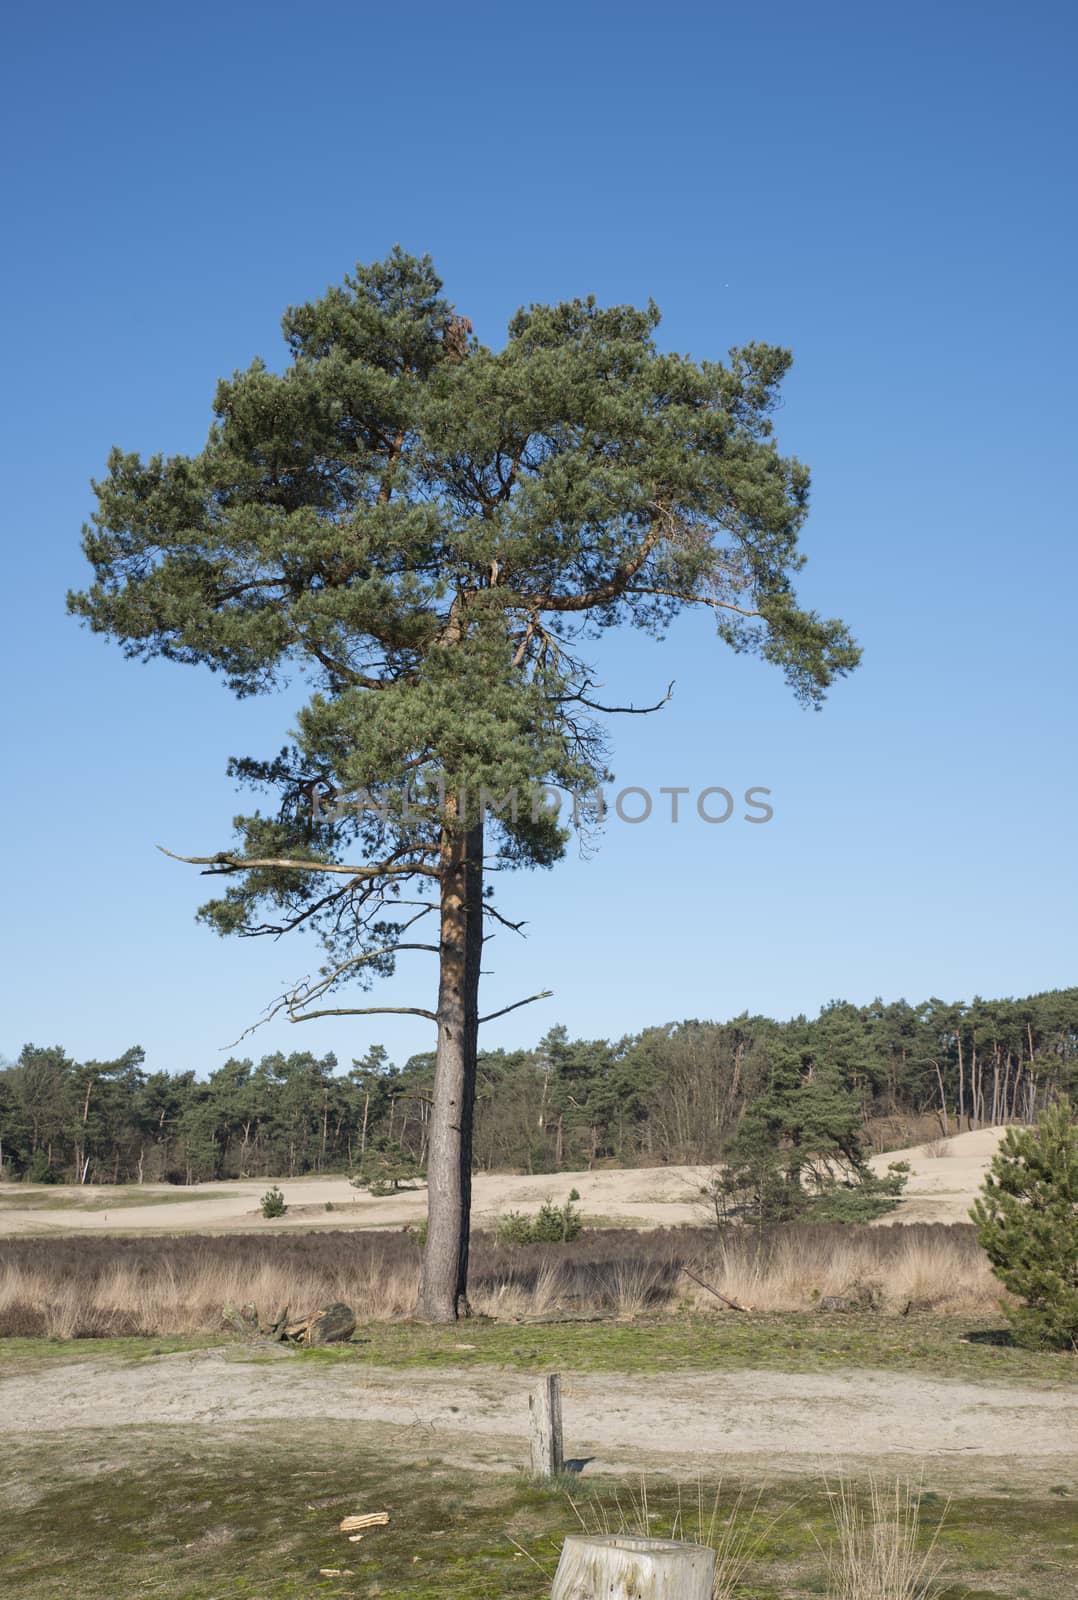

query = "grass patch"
[0,1425,1073,1599]
[0,1335,226,1374]
[295,1312,1077,1385]
[2,1313,1073,1383]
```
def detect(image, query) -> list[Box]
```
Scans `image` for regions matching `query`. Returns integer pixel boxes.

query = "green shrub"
[495,1193,583,1245]
[495,1211,536,1244]
[411,1217,428,1248]
[971,1098,1078,1349]
[259,1185,287,1218]
[351,1139,424,1195]
[26,1150,58,1185]
[704,1149,908,1227]
[806,1162,909,1223]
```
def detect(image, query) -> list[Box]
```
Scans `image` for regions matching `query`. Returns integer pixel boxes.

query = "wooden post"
[552,1534,715,1600]
[529,1374,564,1478]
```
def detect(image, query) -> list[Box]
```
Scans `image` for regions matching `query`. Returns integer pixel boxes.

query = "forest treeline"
[2,987,1076,1185]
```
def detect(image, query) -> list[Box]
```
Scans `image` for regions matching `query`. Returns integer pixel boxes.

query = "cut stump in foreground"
[551,1534,716,1600]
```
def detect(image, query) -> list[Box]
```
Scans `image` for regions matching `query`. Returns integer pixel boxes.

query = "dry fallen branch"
[340,1512,390,1533]
[682,1263,752,1313]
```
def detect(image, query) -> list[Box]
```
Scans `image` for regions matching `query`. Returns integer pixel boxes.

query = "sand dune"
[0,1126,1010,1236]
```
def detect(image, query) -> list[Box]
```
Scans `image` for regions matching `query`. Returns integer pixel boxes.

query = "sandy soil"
[0,1127,1011,1235]
[868,1126,1015,1224]
[0,1345,1072,1487]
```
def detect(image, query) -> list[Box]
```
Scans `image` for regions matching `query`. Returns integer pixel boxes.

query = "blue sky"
[2,0,1075,1075]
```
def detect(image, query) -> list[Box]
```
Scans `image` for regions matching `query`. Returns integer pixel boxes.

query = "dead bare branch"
[477,989,553,1025]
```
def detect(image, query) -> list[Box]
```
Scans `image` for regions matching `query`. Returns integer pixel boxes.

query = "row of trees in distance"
[3,986,1075,1188]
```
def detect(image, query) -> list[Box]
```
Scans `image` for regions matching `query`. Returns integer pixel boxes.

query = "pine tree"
[351,1136,424,1196]
[971,1098,1078,1349]
[68,249,858,1318]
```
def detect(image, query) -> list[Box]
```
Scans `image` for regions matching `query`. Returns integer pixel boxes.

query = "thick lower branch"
[158,845,438,878]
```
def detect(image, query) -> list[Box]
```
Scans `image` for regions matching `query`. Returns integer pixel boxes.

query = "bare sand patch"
[867,1126,1013,1224]
[0,1126,1012,1236]
[0,1346,1071,1489]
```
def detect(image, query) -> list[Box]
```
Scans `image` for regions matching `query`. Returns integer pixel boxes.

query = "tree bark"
[934,1061,950,1137]
[415,803,483,1321]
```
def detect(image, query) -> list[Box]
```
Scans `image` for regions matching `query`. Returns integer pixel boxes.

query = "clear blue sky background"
[2,0,1075,1076]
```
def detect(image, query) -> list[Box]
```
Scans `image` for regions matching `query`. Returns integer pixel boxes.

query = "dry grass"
[568,1474,779,1599]
[821,1477,947,1600]
[920,1137,953,1159]
[564,1472,949,1600]
[0,1223,998,1338]
[680,1227,995,1317]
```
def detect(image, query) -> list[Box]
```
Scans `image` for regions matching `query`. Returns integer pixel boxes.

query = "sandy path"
[0,1128,1011,1235]
[2,1348,1072,1485]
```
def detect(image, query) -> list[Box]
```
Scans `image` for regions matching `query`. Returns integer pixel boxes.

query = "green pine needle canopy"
[69,248,860,1317]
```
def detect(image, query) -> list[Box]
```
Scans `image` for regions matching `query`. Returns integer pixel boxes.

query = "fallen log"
[253,1301,356,1346]
[307,1301,356,1345]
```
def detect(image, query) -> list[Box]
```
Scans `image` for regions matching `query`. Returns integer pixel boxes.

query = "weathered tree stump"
[529,1374,564,1478]
[305,1302,356,1345]
[551,1534,715,1600]
[222,1302,259,1337]
[262,1303,290,1340]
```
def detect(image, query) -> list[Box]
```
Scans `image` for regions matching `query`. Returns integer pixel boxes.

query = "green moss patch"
[3,1312,1075,1383]
[0,1426,1074,1600]
[297,1312,1077,1385]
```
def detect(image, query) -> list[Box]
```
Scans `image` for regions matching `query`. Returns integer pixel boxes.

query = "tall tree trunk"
[415,805,483,1321]
[79,1075,95,1184]
[934,1062,950,1137]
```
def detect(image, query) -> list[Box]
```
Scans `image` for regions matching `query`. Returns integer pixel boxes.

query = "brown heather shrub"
[0,1223,996,1338]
